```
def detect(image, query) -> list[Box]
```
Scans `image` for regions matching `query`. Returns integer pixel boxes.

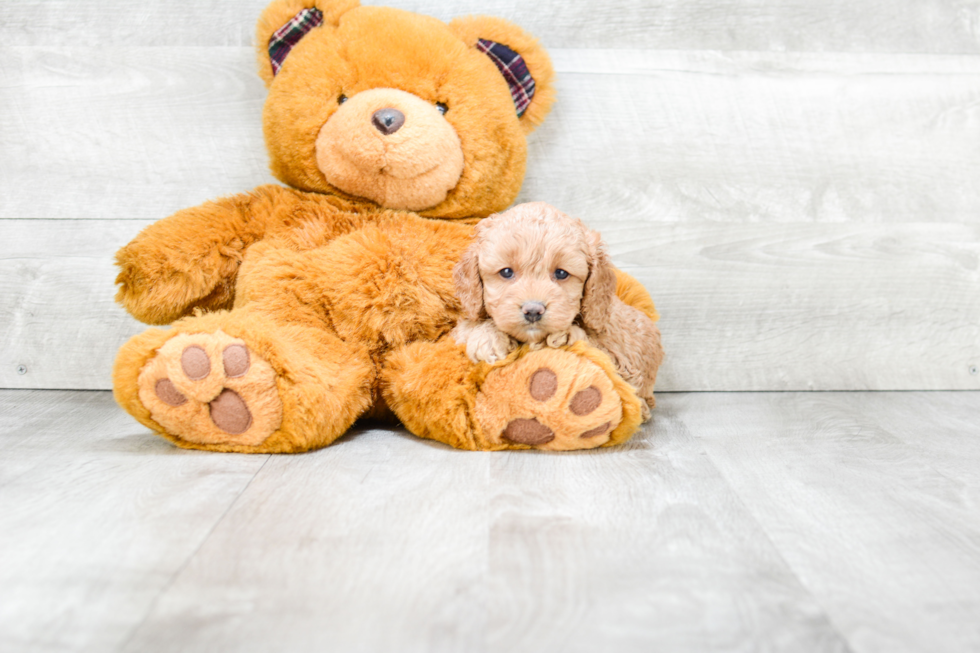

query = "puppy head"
[453,202,615,342]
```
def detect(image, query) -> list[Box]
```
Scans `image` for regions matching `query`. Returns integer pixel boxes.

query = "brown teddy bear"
[112,0,661,453]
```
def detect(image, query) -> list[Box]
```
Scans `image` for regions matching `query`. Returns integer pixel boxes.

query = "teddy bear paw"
[136,331,282,447]
[475,348,624,451]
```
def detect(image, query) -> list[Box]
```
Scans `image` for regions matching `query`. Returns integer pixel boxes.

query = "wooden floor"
[1,390,977,652]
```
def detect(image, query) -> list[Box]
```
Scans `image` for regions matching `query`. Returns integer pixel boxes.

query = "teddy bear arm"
[613,268,660,323]
[114,185,357,325]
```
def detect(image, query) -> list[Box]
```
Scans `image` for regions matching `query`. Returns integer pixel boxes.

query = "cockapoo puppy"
[452,202,664,419]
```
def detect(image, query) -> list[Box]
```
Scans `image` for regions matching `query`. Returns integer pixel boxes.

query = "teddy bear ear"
[255,0,360,87]
[448,16,556,134]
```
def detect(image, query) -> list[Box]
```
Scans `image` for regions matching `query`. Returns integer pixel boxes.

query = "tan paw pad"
[181,346,211,380]
[502,418,555,446]
[209,389,253,435]
[222,344,250,378]
[155,378,187,406]
[569,386,602,415]
[137,331,282,447]
[579,421,611,439]
[528,368,558,402]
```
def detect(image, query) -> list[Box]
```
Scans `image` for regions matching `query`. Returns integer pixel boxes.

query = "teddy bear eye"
[499,268,514,279]
[554,269,569,280]
[338,94,348,104]
[436,102,448,115]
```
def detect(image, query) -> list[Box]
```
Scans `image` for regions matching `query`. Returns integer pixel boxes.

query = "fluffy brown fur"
[112,0,662,453]
[452,203,664,419]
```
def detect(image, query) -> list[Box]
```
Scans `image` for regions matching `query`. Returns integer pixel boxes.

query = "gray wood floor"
[2,390,978,652]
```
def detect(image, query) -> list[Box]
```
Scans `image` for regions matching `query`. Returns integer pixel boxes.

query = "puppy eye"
[436,102,448,115]
[499,268,514,279]
[338,94,348,104]
[554,269,570,280]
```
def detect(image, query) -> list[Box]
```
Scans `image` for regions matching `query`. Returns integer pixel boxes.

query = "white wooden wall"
[2,0,979,392]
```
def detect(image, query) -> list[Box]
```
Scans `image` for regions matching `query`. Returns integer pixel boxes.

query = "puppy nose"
[372,108,405,135]
[522,302,546,323]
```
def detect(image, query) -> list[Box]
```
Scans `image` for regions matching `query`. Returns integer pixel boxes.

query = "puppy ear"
[454,239,487,321]
[580,229,618,332]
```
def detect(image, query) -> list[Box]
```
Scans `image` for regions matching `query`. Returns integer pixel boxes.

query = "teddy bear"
[111,0,662,453]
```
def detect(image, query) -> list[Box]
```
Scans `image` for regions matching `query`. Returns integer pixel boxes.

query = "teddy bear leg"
[382,337,644,451]
[113,306,374,453]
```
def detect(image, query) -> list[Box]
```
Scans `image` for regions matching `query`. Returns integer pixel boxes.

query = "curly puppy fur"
[452,202,664,419]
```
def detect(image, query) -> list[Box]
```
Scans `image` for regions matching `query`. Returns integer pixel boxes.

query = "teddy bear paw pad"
[475,349,623,451]
[136,331,282,446]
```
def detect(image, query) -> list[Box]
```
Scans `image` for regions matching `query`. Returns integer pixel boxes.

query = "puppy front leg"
[545,324,589,349]
[452,320,516,363]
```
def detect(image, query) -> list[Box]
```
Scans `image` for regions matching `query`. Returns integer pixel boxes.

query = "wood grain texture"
[0,220,148,390]
[0,390,269,652]
[4,390,979,651]
[121,399,847,653]
[2,219,978,392]
[482,403,847,652]
[3,48,978,223]
[522,50,980,225]
[856,392,980,487]
[4,0,980,53]
[120,427,494,653]
[0,47,276,221]
[616,221,980,391]
[677,391,980,653]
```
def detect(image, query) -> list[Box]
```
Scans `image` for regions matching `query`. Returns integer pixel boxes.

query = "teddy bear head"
[255,0,556,219]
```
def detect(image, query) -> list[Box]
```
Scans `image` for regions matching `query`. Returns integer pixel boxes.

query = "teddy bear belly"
[245,216,474,354]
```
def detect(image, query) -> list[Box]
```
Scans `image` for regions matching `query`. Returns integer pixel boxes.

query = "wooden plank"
[0,220,149,390]
[3,47,979,224]
[3,0,980,53]
[2,219,978,392]
[121,426,496,652]
[119,396,848,652]
[615,221,980,392]
[4,389,980,650]
[0,390,269,652]
[522,50,980,225]
[847,392,980,486]
[677,391,980,653]
[0,47,276,221]
[482,403,848,652]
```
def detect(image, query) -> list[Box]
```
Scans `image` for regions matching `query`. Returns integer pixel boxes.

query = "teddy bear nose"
[372,108,405,135]
[522,302,546,323]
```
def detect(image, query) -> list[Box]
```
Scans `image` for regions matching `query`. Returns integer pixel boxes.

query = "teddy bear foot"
[475,345,635,451]
[135,331,283,447]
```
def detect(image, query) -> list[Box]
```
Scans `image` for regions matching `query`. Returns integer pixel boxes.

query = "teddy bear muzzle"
[315,87,465,211]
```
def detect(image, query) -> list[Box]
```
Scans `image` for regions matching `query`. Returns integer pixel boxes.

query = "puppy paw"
[454,320,515,364]
[475,346,638,451]
[545,324,589,349]
[136,331,282,446]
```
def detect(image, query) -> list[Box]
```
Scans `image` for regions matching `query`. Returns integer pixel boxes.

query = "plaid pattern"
[476,39,535,118]
[268,7,324,75]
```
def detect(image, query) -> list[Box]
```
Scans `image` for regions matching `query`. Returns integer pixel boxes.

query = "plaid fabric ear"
[268,7,324,75]
[476,39,536,118]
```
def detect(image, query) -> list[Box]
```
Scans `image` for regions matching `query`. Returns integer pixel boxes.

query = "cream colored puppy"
[452,202,663,418]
